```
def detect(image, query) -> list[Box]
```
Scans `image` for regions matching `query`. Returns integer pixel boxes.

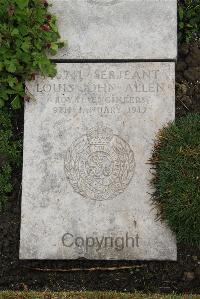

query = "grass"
[178,0,200,43]
[150,114,200,245]
[0,291,200,299]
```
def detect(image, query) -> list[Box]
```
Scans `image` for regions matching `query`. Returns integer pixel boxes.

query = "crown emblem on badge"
[86,124,113,145]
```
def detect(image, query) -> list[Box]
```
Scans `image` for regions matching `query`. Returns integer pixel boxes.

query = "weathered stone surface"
[20,63,177,260]
[49,0,177,60]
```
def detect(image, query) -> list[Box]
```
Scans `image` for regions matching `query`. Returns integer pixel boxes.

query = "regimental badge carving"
[64,125,135,201]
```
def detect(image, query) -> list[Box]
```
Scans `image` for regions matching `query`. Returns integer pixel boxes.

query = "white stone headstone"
[20,63,177,260]
[49,0,177,60]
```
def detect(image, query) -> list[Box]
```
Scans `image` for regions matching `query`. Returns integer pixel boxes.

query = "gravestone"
[20,0,177,260]
[20,63,177,260]
[49,0,177,59]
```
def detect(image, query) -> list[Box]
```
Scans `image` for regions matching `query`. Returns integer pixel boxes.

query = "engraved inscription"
[36,67,165,117]
[64,125,135,201]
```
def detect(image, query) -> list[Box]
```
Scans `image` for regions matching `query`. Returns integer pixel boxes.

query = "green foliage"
[178,0,200,43]
[150,114,200,246]
[0,0,64,109]
[0,110,22,211]
[0,1,63,210]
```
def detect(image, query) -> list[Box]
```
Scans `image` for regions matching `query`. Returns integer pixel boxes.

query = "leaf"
[0,89,9,101]
[14,82,24,95]
[6,61,17,73]
[7,76,18,88]
[21,41,30,53]
[19,25,29,36]
[0,99,5,108]
[50,43,58,55]
[15,0,29,9]
[0,62,3,71]
[11,28,19,36]
[50,21,58,32]
[57,41,65,49]
[11,95,21,109]
[179,6,184,21]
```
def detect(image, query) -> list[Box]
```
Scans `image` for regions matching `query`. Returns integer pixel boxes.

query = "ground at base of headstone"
[0,40,200,293]
[176,39,200,117]
[1,207,200,294]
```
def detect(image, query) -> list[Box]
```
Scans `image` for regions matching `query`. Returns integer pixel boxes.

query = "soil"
[176,40,200,117]
[0,41,200,294]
